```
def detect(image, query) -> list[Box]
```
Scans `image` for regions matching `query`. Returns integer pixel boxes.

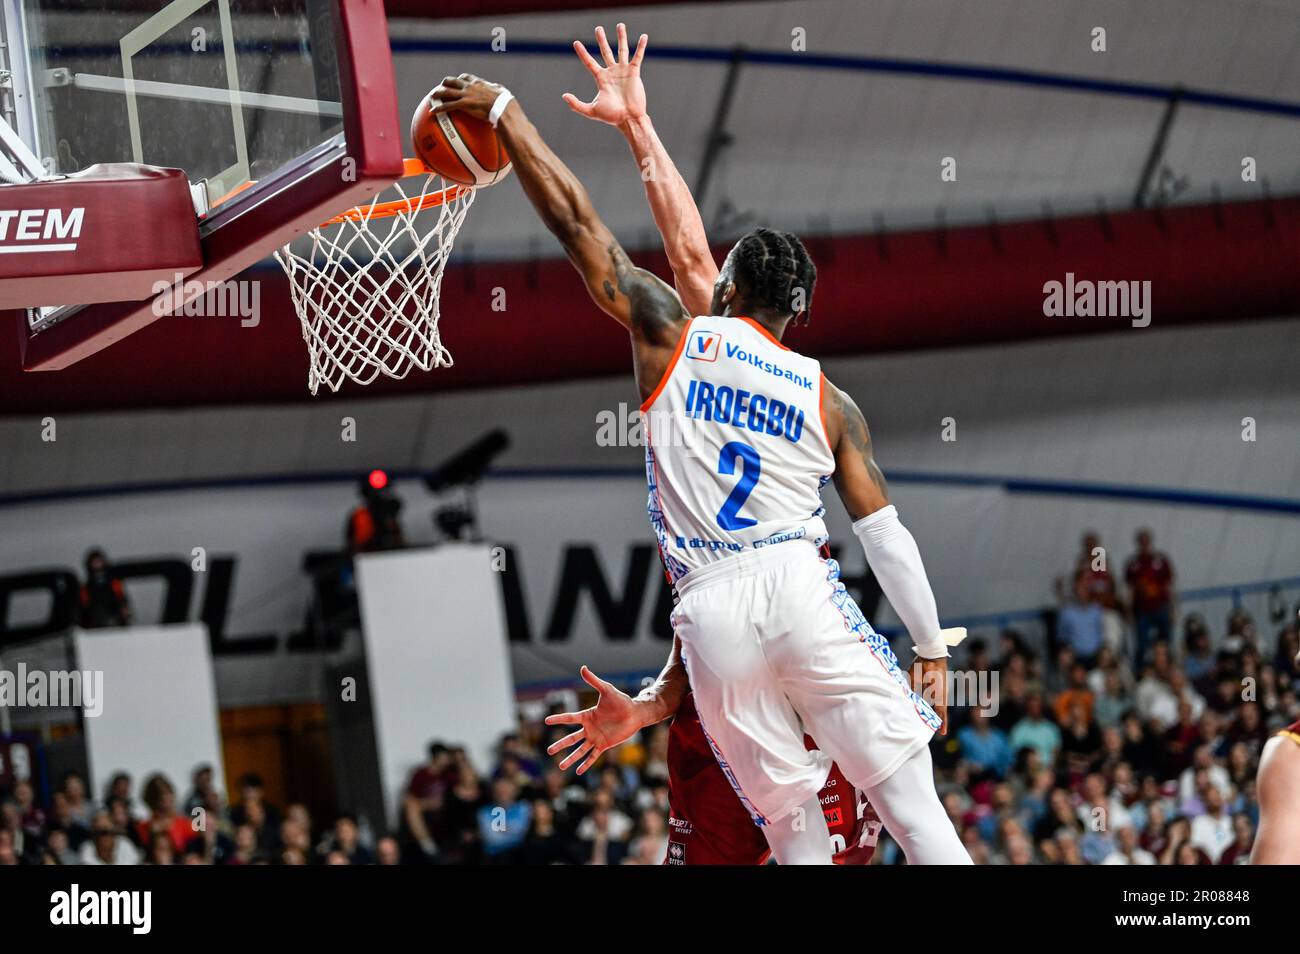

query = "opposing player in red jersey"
[548,661,881,865]
[1251,649,1300,863]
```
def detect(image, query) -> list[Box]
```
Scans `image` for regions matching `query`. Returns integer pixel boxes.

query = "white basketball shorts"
[671,538,942,826]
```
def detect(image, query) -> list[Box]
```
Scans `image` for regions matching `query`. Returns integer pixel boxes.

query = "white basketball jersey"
[643,315,835,583]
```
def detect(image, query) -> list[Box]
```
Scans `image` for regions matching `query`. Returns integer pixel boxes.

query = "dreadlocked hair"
[730,227,817,324]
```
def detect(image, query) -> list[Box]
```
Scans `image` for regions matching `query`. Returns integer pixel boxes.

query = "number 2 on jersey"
[716,441,761,530]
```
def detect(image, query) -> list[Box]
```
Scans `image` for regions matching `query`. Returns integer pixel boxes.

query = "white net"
[274,174,476,394]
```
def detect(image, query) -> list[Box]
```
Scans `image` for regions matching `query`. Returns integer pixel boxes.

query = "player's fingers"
[616,22,630,63]
[429,87,463,111]
[580,664,616,696]
[546,728,587,755]
[561,92,596,117]
[595,25,617,66]
[573,40,602,76]
[631,33,648,68]
[558,740,593,772]
[544,711,582,726]
[438,75,466,90]
[577,747,603,775]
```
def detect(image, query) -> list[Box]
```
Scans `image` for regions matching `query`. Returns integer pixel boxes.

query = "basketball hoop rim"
[211,158,474,226]
[323,158,473,225]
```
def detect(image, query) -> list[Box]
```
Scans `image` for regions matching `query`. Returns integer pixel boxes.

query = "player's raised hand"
[544,665,644,775]
[563,23,648,127]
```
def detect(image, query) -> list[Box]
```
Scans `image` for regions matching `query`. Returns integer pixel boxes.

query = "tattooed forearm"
[605,243,687,342]
[837,387,889,497]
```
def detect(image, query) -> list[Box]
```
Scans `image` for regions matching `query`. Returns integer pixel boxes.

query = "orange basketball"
[411,92,511,188]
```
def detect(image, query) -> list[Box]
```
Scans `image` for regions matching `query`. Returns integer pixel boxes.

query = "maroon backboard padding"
[18,0,405,373]
[0,164,201,309]
[1,196,1297,415]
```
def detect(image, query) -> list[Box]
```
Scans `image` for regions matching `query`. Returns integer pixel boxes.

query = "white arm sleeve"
[852,504,947,659]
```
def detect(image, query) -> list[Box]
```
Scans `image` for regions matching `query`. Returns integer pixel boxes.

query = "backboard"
[1,0,405,371]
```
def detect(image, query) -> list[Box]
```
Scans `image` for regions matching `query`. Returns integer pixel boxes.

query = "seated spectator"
[43,828,78,865]
[183,764,220,817]
[1216,814,1255,865]
[81,810,140,865]
[1182,615,1215,681]
[60,772,94,829]
[1188,783,1233,863]
[376,835,403,865]
[1162,699,1204,775]
[476,778,532,863]
[521,800,570,865]
[957,709,1015,780]
[78,548,133,628]
[1101,824,1155,865]
[143,830,176,866]
[1009,693,1061,766]
[1052,662,1095,725]
[226,823,261,865]
[1093,669,1130,729]
[136,774,193,855]
[11,780,45,843]
[325,814,374,865]
[46,791,90,853]
[0,829,19,866]
[1178,744,1231,806]
[184,792,235,865]
[229,773,282,853]
[1226,702,1271,761]
[575,789,632,866]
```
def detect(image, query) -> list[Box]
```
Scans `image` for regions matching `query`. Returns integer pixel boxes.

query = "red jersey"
[665,691,881,865]
[1124,552,1174,613]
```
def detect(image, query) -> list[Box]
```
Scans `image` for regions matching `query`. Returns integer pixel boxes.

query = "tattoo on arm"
[834,386,889,497]
[605,243,686,343]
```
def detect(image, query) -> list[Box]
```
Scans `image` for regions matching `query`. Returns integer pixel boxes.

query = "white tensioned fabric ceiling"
[386,0,1300,259]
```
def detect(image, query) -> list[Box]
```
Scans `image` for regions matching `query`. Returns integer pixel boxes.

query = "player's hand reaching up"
[544,665,644,774]
[564,23,648,127]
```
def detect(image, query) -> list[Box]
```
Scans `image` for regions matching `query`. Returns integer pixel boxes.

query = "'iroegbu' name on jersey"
[643,315,835,583]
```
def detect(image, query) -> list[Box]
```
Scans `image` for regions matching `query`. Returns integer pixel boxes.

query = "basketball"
[411,91,511,187]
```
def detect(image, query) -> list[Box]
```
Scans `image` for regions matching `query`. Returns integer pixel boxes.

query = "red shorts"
[665,691,881,865]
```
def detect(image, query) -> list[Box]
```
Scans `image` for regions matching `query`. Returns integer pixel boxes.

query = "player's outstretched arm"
[544,638,687,774]
[824,379,951,731]
[433,75,686,364]
[564,24,718,316]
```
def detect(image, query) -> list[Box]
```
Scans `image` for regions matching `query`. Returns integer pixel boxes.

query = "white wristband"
[912,627,968,657]
[488,88,515,127]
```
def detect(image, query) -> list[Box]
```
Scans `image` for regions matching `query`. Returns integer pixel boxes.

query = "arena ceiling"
[3,0,1299,413]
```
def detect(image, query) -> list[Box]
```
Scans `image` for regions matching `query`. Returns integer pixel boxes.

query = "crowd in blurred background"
[2,527,1296,865]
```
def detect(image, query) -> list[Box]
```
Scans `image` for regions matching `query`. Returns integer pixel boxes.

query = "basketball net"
[274,159,477,395]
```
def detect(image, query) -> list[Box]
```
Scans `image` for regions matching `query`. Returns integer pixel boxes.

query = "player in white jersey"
[434,37,971,863]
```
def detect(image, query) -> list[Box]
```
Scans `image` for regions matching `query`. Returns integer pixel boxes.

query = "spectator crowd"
[3,527,1296,865]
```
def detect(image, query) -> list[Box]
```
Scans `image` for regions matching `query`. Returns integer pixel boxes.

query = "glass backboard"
[26,0,343,210]
[3,0,405,371]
